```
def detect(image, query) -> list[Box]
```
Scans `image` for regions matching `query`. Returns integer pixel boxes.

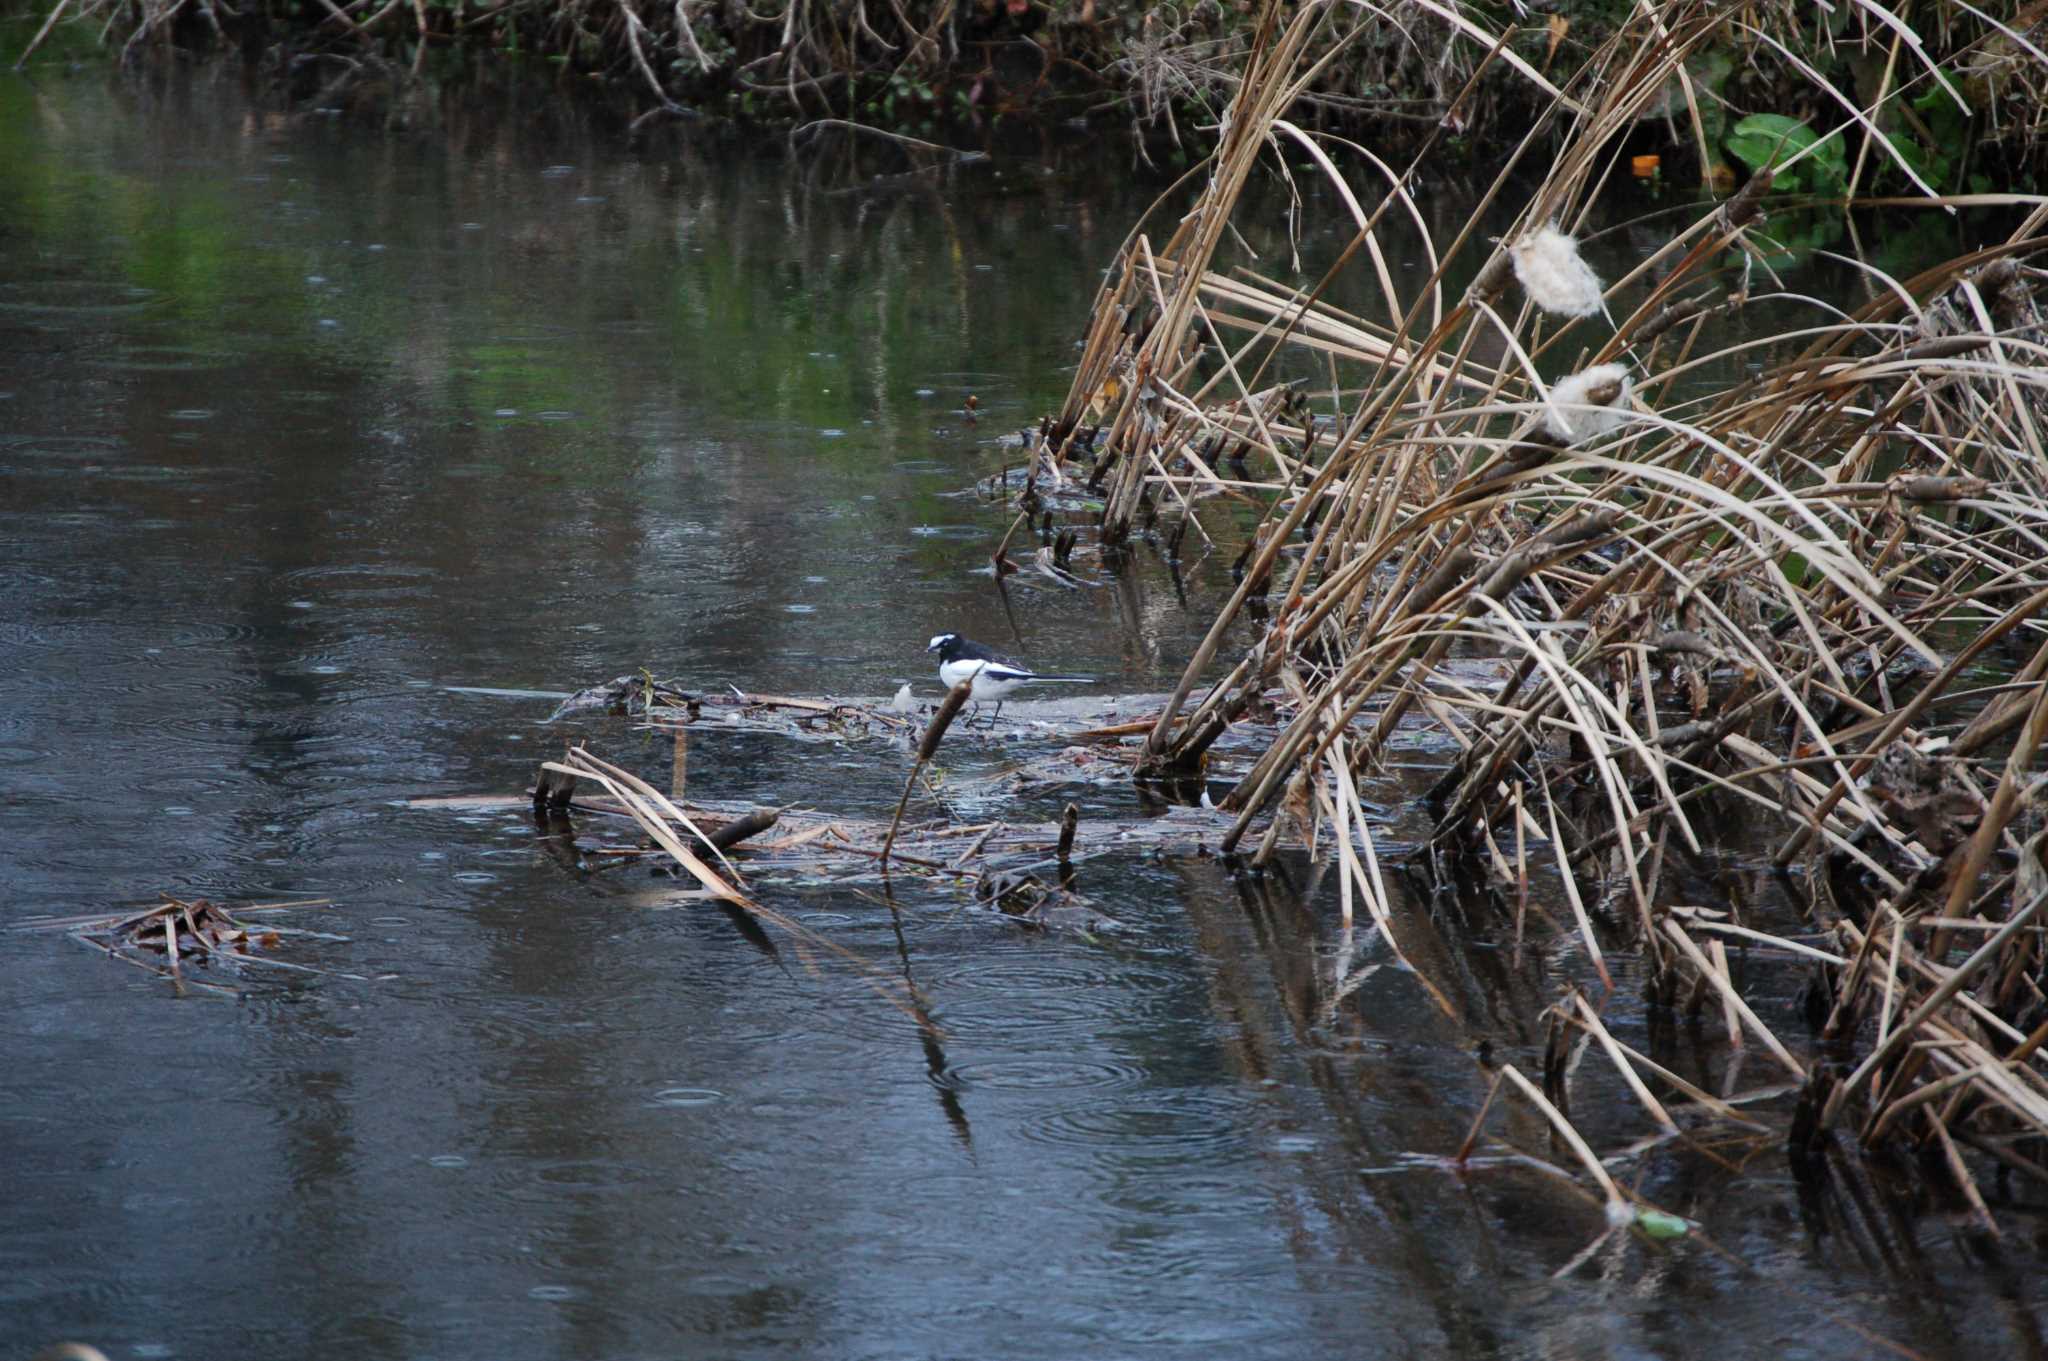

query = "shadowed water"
[1,63,2040,1361]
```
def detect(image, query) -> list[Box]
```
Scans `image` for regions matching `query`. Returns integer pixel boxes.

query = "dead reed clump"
[18,896,344,994]
[1031,0,2048,1232]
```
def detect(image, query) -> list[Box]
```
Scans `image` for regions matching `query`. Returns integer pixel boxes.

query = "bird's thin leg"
[990,700,1005,726]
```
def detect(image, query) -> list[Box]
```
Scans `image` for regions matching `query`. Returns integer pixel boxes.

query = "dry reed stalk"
[1090,2,1331,543]
[1496,1063,1628,1216]
[881,679,974,870]
[1821,890,2048,1127]
[547,747,951,1023]
[544,746,749,902]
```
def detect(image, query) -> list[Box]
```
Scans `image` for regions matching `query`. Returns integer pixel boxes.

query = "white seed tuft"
[1511,226,1605,319]
[1543,363,1637,444]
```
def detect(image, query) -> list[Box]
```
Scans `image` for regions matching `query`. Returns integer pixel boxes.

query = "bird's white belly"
[940,659,1025,698]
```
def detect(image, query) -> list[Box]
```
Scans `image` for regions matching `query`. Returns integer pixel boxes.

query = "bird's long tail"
[1021,674,1093,684]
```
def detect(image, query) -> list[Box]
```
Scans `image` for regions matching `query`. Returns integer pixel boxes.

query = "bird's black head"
[926,632,959,657]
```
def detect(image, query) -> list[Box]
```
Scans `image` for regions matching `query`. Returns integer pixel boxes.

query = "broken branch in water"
[883,678,974,871]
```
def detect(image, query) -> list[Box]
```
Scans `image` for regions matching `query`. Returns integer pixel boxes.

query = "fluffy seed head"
[1511,226,1605,319]
[1543,363,1637,444]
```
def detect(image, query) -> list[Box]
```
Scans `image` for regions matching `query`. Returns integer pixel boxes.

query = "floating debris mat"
[18,896,352,994]
[526,671,1491,777]
[423,787,1255,883]
[542,742,1145,931]
[542,675,917,741]
[536,673,1224,749]
[414,742,1286,891]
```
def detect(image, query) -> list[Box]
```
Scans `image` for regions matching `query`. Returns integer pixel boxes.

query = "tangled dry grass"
[1034,0,2048,1234]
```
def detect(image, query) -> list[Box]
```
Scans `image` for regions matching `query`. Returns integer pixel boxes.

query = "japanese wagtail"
[926,633,1092,722]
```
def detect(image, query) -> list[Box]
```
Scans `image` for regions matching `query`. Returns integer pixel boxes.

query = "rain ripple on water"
[0,279,160,316]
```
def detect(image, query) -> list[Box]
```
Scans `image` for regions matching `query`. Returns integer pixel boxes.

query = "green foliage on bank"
[6,1,2043,182]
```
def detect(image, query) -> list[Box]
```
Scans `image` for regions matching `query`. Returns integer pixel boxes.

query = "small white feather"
[1543,362,1637,444]
[1511,226,1605,319]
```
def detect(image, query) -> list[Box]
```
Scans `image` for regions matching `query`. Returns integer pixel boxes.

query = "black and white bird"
[926,632,1092,722]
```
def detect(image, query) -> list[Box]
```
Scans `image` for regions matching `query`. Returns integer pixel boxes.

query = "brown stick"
[696,809,778,854]
[881,680,973,871]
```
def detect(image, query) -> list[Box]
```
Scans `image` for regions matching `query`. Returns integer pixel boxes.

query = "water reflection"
[1,62,2040,1361]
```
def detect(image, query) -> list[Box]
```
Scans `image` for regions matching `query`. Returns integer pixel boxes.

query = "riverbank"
[7,0,2044,184]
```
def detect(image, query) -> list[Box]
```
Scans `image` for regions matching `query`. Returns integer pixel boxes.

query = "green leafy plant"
[1725,113,1847,194]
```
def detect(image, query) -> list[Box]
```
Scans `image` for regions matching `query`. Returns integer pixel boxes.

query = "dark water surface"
[4,67,2042,1361]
